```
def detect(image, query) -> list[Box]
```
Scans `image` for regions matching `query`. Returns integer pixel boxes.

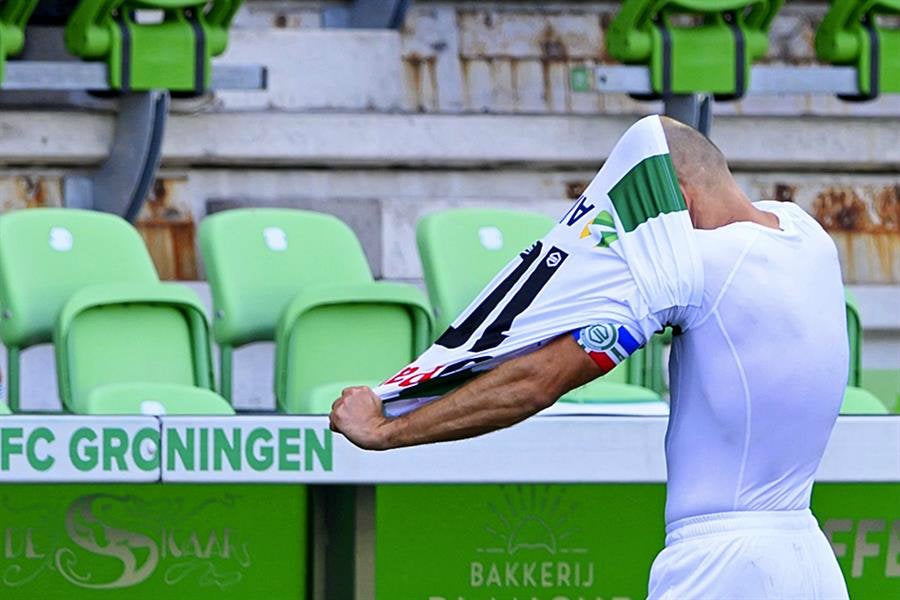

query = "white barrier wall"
[2,415,898,483]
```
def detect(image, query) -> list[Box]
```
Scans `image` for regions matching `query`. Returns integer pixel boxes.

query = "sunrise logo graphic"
[476,485,587,556]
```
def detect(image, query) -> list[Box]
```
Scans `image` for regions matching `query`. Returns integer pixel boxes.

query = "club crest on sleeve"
[579,323,618,352]
[573,324,641,374]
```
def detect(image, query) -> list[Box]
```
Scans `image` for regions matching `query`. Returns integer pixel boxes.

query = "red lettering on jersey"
[383,366,418,385]
[398,364,444,387]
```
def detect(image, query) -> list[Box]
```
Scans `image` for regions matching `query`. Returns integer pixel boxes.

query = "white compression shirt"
[664,200,848,525]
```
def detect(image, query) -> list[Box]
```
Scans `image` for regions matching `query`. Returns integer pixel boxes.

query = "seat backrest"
[416,208,555,334]
[845,289,862,388]
[0,208,158,349]
[55,283,216,412]
[280,302,424,414]
[200,208,374,348]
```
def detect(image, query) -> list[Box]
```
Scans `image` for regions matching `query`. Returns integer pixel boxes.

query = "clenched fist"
[329,386,392,450]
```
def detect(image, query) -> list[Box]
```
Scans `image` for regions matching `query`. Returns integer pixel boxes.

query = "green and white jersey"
[378,115,704,416]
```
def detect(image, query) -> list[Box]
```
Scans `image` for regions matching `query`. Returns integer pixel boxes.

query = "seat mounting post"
[663,93,712,136]
[64,90,169,221]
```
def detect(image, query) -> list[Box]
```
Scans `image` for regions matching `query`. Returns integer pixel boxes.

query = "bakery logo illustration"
[1,494,251,590]
[469,486,597,593]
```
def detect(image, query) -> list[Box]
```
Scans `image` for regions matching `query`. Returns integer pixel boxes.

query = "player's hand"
[329,386,392,450]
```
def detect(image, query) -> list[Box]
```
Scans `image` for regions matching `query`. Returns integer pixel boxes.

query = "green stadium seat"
[841,386,889,415]
[0,402,10,415]
[0,208,157,411]
[842,290,888,414]
[200,208,432,413]
[607,0,782,98]
[416,208,664,408]
[0,0,39,83]
[845,290,863,388]
[815,0,900,100]
[417,208,555,335]
[274,283,432,414]
[64,0,242,92]
[54,282,233,415]
[0,208,231,415]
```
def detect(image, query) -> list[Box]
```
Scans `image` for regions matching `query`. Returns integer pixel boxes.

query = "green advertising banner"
[376,483,900,600]
[376,484,667,600]
[814,483,900,599]
[0,484,307,599]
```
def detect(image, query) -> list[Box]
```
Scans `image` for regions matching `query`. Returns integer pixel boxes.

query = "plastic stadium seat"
[816,0,900,100]
[0,402,10,415]
[841,386,889,415]
[64,0,242,92]
[416,208,664,408]
[0,208,231,415]
[55,282,233,415]
[608,0,782,98]
[0,208,157,411]
[842,290,887,414]
[417,208,555,334]
[0,0,39,83]
[200,208,433,413]
[274,283,432,414]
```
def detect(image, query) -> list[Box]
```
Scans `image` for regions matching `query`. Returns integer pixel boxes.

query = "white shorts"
[648,509,849,600]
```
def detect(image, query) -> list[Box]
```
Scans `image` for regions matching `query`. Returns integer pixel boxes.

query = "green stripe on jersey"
[607,153,686,232]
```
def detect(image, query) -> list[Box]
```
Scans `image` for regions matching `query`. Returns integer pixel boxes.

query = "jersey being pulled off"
[378,115,704,416]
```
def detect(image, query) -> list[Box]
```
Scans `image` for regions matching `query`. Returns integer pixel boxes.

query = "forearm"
[379,335,600,449]
[381,360,553,448]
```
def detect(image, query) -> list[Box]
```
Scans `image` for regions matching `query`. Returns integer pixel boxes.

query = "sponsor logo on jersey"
[573,324,640,374]
[580,210,619,248]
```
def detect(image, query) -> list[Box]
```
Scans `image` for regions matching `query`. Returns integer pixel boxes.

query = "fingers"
[329,396,345,432]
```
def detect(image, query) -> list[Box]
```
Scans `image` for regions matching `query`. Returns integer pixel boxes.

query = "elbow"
[517,374,559,413]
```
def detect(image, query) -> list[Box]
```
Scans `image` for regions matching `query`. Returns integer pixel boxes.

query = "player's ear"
[677,179,701,228]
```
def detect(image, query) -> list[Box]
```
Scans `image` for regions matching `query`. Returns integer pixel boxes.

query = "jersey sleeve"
[377,115,703,416]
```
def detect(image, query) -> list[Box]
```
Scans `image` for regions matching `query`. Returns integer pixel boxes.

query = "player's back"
[665,200,848,525]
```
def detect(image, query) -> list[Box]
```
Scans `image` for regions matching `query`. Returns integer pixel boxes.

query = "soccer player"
[330,115,850,598]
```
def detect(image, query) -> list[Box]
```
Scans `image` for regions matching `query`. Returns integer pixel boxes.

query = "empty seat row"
[609,0,900,100]
[0,208,233,415]
[199,209,432,414]
[0,206,890,416]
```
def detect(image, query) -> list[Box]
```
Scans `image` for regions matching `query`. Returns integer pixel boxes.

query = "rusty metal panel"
[0,175,63,211]
[135,176,198,281]
[457,10,603,59]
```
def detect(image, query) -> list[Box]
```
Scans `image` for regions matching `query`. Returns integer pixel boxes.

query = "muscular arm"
[329,334,602,450]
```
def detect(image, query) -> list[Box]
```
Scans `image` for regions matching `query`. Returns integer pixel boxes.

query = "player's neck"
[691,187,780,231]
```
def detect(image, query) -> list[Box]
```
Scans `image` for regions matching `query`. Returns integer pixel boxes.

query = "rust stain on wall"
[565,180,588,200]
[813,186,900,284]
[772,182,796,203]
[812,187,872,232]
[0,176,63,212]
[404,53,438,112]
[135,177,198,281]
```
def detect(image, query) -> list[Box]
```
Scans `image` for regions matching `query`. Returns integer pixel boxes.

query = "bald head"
[659,116,731,195]
[656,116,776,230]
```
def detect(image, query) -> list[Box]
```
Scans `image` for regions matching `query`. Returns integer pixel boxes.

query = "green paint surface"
[813,483,900,599]
[376,484,666,600]
[0,484,307,599]
[376,483,900,600]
